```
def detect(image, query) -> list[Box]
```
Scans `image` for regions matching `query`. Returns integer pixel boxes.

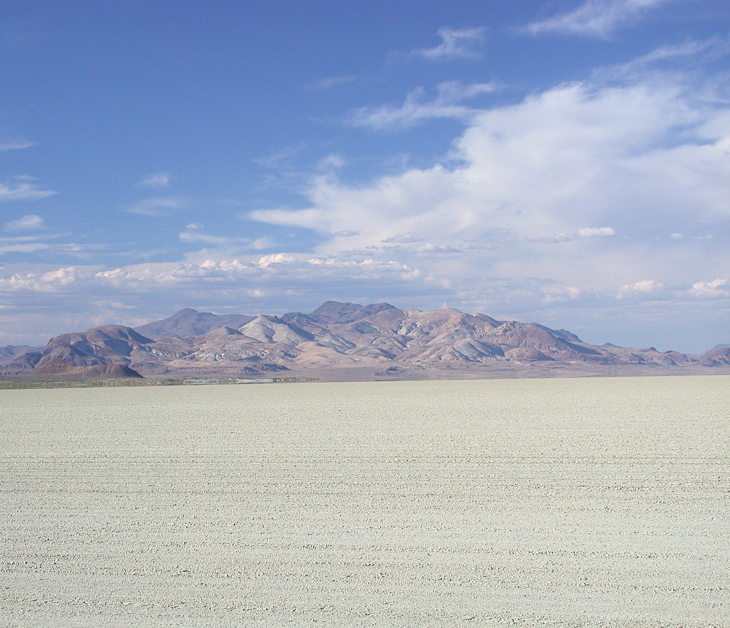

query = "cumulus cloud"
[411,27,487,60]
[261,80,730,246]
[349,81,498,130]
[137,172,172,188]
[690,278,728,298]
[4,214,46,231]
[0,266,85,292]
[0,178,56,203]
[525,0,676,38]
[542,286,583,303]
[0,255,435,312]
[578,227,616,237]
[617,279,664,298]
[3,39,729,353]
[250,71,730,329]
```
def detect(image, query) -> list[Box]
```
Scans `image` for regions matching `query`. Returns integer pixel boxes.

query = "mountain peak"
[3,301,726,382]
[135,309,254,339]
[309,301,396,324]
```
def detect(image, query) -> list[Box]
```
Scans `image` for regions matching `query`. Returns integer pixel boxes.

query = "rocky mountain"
[0,345,39,362]
[1,301,728,381]
[135,307,255,339]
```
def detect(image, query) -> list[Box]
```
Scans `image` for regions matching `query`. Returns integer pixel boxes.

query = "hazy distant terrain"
[1,301,729,382]
[2,376,728,626]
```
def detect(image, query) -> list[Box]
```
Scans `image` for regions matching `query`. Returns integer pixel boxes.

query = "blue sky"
[1,0,729,352]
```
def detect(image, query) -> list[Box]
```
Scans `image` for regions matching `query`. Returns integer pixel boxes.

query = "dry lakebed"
[1,375,729,626]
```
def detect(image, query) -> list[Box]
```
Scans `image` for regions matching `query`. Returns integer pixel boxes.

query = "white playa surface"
[1,375,729,627]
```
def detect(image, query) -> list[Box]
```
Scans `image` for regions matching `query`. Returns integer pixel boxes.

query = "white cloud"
[0,242,49,256]
[349,81,498,130]
[542,286,583,303]
[0,266,85,292]
[578,227,615,237]
[596,35,730,83]
[2,42,729,354]
[127,197,183,216]
[382,232,425,244]
[4,214,46,231]
[690,278,728,298]
[251,74,730,318]
[253,143,308,170]
[617,279,664,298]
[0,178,56,203]
[411,27,487,60]
[525,0,676,38]
[178,229,275,252]
[137,172,172,188]
[0,140,36,151]
[317,154,346,171]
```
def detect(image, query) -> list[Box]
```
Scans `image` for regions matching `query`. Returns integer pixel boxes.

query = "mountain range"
[1,301,729,381]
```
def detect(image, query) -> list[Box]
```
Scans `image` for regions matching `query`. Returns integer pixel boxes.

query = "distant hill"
[2,302,729,381]
[135,308,255,339]
[0,345,39,362]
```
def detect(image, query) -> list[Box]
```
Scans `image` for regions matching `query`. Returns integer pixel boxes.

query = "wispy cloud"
[127,197,183,216]
[0,140,36,151]
[179,229,275,251]
[137,172,172,188]
[411,27,487,60]
[524,0,676,38]
[0,177,56,203]
[382,232,425,244]
[4,214,46,231]
[253,74,730,331]
[349,81,498,130]
[253,143,308,170]
[305,75,355,91]
[0,242,49,256]
[599,35,730,79]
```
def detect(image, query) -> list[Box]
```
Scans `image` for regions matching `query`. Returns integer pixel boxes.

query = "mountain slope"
[2,302,727,380]
[135,308,254,339]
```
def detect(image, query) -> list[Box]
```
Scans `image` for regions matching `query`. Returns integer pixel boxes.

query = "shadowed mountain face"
[1,302,728,380]
[304,301,397,325]
[0,345,39,362]
[135,308,255,339]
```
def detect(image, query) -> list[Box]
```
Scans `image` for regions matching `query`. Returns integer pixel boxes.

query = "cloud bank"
[1,32,728,353]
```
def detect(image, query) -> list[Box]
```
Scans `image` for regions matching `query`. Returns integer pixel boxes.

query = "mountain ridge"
[2,301,729,381]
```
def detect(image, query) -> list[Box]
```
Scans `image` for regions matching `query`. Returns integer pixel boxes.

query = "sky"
[1,0,729,353]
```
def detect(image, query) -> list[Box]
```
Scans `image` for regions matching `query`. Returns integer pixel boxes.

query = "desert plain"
[1,375,729,626]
